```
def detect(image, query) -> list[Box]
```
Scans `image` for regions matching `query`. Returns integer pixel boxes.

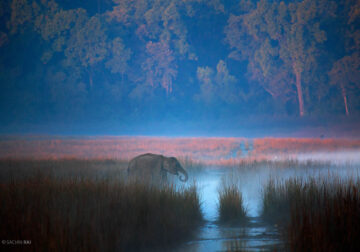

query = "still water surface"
[177,169,284,251]
[177,161,360,251]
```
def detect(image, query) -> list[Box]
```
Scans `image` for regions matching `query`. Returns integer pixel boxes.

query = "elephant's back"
[128,153,162,171]
[131,153,162,163]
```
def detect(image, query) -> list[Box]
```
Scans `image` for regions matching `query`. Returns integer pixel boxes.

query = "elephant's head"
[163,157,188,182]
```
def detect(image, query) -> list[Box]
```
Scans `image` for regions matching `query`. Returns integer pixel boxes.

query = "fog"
[297,150,360,165]
[1,0,360,137]
[194,152,360,220]
[175,152,360,251]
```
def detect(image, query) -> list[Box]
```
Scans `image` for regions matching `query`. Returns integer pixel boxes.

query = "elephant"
[127,153,188,184]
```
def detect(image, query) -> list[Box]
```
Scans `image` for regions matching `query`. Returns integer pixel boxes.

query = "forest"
[0,0,359,131]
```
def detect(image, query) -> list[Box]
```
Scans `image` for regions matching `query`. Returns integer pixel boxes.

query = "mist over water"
[196,153,360,220]
[297,150,360,165]
[240,163,360,217]
[180,151,360,251]
[195,169,226,221]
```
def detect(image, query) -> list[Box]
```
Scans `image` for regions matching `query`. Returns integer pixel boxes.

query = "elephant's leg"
[161,171,167,181]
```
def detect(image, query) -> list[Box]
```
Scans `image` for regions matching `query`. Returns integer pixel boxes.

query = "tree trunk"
[294,66,305,116]
[97,0,101,13]
[341,84,349,116]
[89,73,93,89]
[89,70,93,90]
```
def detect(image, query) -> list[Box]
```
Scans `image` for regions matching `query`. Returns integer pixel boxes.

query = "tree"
[142,41,177,94]
[0,0,10,47]
[33,4,87,63]
[225,0,334,116]
[107,0,197,94]
[9,0,34,34]
[105,37,131,76]
[215,60,240,104]
[328,0,360,116]
[196,60,240,105]
[196,66,216,104]
[329,53,360,116]
[9,0,131,95]
[64,15,108,89]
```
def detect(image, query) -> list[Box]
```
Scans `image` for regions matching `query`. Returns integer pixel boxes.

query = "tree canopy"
[0,0,359,127]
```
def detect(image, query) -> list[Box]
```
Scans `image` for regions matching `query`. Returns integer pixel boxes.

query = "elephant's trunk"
[179,169,188,182]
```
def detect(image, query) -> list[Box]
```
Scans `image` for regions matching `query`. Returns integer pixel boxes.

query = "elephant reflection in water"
[127,153,188,184]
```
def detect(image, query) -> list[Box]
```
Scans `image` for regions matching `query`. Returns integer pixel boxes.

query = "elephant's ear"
[162,157,169,170]
[162,157,177,175]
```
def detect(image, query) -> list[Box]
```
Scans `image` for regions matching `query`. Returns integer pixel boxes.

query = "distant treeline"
[0,0,359,123]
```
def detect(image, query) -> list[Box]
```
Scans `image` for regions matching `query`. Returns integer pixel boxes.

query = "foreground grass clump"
[288,178,360,251]
[261,175,360,251]
[261,177,304,224]
[218,173,247,223]
[218,185,247,223]
[0,159,202,251]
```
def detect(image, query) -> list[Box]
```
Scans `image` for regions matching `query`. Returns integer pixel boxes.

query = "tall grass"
[0,159,203,251]
[288,177,360,251]
[238,158,331,171]
[218,185,247,223]
[261,177,304,224]
[261,175,360,251]
[218,172,247,223]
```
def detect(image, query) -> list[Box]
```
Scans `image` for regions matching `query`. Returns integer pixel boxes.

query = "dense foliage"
[0,0,359,126]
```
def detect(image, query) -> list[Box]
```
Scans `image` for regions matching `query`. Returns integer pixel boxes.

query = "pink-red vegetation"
[0,137,359,165]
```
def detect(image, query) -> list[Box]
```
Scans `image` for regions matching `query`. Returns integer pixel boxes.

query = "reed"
[261,177,305,224]
[218,172,247,223]
[0,159,203,251]
[288,177,360,251]
[261,174,360,251]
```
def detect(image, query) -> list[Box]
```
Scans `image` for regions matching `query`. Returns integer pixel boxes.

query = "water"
[179,218,283,251]
[175,168,284,251]
[175,161,360,251]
